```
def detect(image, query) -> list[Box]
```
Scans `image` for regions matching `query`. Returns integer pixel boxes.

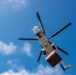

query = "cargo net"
[45,51,62,67]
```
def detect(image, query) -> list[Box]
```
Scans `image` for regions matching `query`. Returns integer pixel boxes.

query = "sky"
[0,0,76,75]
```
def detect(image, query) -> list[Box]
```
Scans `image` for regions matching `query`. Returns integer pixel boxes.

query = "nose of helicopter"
[32,26,41,34]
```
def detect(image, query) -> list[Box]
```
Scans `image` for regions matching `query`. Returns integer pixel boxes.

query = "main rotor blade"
[18,38,38,40]
[37,51,43,62]
[49,22,72,39]
[36,12,45,34]
[60,62,65,71]
[57,46,69,55]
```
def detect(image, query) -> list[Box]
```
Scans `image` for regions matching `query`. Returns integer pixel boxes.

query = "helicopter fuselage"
[33,26,57,56]
[33,26,63,67]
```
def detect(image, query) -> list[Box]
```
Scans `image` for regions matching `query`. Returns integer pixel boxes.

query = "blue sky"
[0,0,75,75]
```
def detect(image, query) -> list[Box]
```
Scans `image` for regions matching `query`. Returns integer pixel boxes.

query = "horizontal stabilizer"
[64,64,72,70]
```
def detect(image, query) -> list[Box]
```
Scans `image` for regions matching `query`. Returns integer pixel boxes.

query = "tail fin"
[60,62,71,71]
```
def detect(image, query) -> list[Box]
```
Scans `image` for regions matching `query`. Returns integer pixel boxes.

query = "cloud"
[0,0,27,10]
[0,64,70,75]
[0,41,32,56]
[7,59,24,70]
[0,41,17,55]
[21,42,32,57]
[7,59,18,68]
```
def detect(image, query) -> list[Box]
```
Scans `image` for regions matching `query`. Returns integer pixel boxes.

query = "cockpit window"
[36,32,43,38]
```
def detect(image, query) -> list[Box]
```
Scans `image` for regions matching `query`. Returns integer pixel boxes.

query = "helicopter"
[18,12,72,71]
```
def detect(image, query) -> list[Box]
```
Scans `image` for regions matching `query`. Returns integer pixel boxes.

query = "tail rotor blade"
[18,38,37,40]
[37,51,43,62]
[49,22,72,39]
[57,46,69,55]
[36,12,45,34]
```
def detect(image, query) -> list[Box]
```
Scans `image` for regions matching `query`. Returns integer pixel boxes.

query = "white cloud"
[21,42,32,57]
[7,59,24,70]
[0,41,32,56]
[0,64,70,75]
[0,0,27,10]
[0,41,17,55]
[7,59,18,68]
